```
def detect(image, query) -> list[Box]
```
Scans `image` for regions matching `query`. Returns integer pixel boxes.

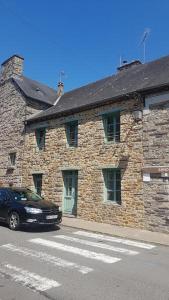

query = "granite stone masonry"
[0,55,55,186]
[143,98,169,233]
[22,98,145,228]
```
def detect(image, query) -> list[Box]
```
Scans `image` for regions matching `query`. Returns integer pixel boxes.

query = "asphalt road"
[0,223,169,300]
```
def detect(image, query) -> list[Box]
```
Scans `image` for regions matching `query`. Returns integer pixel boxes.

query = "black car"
[0,187,62,230]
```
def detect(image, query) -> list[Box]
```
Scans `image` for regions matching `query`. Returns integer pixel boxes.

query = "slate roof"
[27,55,169,123]
[13,76,57,105]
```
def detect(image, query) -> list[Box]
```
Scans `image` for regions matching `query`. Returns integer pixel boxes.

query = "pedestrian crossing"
[53,235,139,255]
[0,230,156,295]
[73,230,155,250]
[30,237,121,264]
[1,243,93,274]
[0,263,60,292]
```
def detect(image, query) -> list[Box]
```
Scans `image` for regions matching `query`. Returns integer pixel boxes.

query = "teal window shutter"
[103,169,121,204]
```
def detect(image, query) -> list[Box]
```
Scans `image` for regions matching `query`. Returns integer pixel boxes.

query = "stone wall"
[0,79,50,187]
[0,80,26,186]
[23,98,145,229]
[143,100,169,233]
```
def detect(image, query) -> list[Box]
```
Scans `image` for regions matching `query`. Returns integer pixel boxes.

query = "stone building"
[1,54,169,233]
[0,55,57,186]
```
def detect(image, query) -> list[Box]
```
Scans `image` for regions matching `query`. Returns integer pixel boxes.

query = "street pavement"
[0,223,169,300]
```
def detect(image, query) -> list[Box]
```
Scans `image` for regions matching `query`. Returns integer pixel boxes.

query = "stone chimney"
[57,81,64,97]
[117,60,142,72]
[0,54,24,82]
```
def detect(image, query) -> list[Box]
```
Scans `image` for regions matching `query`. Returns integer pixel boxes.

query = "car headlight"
[25,207,42,214]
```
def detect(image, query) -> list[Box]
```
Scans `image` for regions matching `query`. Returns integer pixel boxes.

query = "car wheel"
[8,212,20,231]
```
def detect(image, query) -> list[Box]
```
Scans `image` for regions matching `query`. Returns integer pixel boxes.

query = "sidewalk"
[62,216,169,246]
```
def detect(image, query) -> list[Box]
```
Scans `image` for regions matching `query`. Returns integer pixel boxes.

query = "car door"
[0,189,9,221]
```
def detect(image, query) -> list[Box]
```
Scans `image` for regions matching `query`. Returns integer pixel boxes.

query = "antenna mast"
[59,70,65,83]
[139,28,151,63]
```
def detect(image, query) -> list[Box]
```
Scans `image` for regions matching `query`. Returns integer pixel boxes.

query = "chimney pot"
[117,60,142,72]
[57,81,64,97]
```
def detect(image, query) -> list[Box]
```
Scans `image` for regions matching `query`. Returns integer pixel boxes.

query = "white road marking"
[1,244,92,274]
[29,238,121,264]
[73,231,156,250]
[53,235,139,255]
[0,263,60,292]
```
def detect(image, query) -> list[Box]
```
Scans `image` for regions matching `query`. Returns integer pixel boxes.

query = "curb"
[61,218,169,247]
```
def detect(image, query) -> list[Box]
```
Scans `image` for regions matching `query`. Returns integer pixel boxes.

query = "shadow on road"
[0,221,61,233]
[20,225,61,233]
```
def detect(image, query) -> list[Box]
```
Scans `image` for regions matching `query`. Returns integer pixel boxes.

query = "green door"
[63,171,77,215]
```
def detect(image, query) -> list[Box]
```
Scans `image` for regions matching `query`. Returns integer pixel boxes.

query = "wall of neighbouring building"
[143,94,169,233]
[0,79,50,187]
[0,79,26,186]
[22,97,145,229]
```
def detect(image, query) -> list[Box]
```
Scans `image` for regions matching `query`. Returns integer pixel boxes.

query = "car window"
[10,190,42,202]
[0,190,8,203]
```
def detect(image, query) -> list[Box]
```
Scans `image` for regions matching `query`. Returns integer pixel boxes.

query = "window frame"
[102,111,120,143]
[9,152,16,166]
[35,127,46,151]
[103,168,121,205]
[65,120,78,147]
[33,174,43,196]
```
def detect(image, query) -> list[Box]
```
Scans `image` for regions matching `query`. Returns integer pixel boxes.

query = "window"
[8,189,42,202]
[66,121,78,147]
[103,112,120,142]
[33,174,42,196]
[35,128,46,150]
[103,169,121,204]
[9,152,16,166]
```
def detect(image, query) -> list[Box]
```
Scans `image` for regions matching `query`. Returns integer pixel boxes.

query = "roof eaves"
[26,92,134,124]
[26,83,169,125]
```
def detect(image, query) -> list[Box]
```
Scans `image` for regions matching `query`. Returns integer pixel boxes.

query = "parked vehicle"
[0,187,62,230]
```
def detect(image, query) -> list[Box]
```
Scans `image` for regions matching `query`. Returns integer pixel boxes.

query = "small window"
[35,128,46,150]
[66,121,78,147]
[33,174,42,196]
[103,112,120,142]
[103,169,121,204]
[9,152,16,166]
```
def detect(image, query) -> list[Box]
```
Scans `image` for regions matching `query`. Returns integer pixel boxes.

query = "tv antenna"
[58,70,66,83]
[139,28,151,63]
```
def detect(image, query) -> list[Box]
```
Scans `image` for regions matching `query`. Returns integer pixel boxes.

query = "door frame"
[62,170,78,216]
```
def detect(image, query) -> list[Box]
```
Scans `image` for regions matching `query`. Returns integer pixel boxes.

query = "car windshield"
[12,190,42,202]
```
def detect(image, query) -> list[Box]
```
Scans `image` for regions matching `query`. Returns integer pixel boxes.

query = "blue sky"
[0,0,169,91]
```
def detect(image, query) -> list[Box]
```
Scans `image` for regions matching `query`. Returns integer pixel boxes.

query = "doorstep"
[62,216,169,247]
